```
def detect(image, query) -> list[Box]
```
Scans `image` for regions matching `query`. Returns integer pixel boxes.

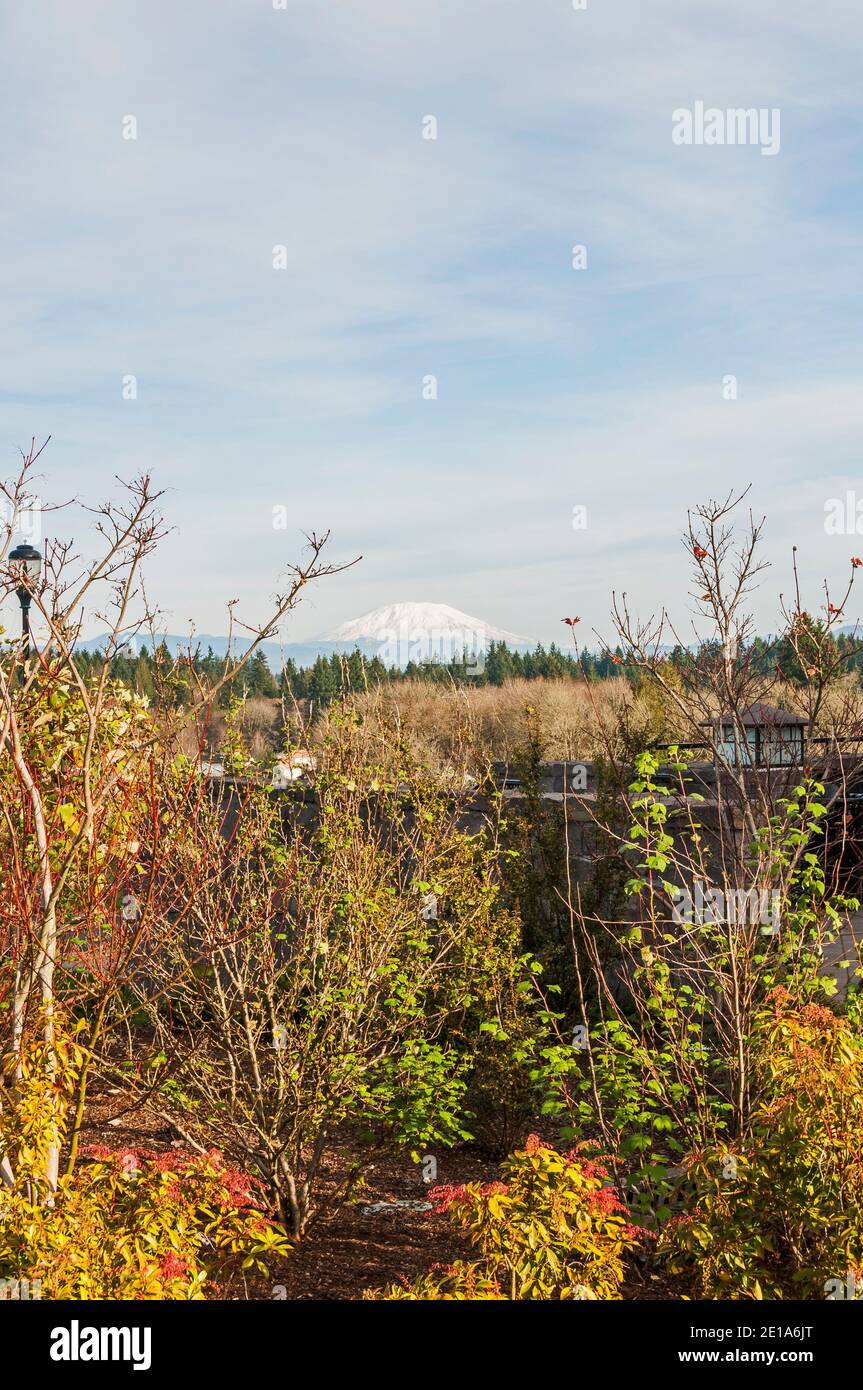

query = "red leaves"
[80,1144,261,1211]
[576,1156,610,1181]
[587,1185,627,1217]
[852,557,862,568]
[828,603,843,616]
[692,544,709,560]
[159,1252,189,1280]
[561,616,581,626]
[427,1183,470,1213]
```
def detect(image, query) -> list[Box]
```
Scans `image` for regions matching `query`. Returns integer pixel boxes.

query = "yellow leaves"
[57,802,80,834]
[386,1138,639,1301]
[0,1132,290,1299]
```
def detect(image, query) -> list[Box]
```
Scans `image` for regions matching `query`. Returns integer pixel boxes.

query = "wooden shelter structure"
[701,702,807,767]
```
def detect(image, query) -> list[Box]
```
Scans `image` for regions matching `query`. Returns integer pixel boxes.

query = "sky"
[1,0,863,649]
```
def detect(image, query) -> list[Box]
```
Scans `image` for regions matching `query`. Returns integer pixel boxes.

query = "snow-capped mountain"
[77,604,532,672]
[325,602,528,647]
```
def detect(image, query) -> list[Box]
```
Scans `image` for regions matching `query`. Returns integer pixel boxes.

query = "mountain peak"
[324,602,529,652]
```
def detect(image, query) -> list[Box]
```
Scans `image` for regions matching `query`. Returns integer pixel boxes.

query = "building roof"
[702,703,808,728]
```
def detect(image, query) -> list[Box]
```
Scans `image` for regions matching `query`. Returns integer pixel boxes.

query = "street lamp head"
[9,542,42,586]
[8,544,40,670]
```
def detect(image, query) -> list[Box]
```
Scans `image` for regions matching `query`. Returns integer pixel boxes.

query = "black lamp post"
[9,542,42,679]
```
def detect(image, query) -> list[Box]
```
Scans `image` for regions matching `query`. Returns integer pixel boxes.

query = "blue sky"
[2,0,863,646]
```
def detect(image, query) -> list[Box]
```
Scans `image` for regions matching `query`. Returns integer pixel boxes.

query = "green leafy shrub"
[659,990,863,1299]
[131,707,538,1236]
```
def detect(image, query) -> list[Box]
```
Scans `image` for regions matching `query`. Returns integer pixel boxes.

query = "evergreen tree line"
[70,625,863,713]
[72,639,625,709]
